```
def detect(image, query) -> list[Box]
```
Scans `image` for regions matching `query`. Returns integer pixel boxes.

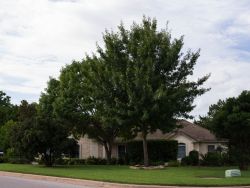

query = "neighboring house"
[78,120,227,160]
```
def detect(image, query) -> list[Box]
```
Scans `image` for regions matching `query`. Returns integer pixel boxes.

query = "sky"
[1,0,250,119]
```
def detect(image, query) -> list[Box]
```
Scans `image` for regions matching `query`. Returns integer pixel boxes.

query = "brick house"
[78,120,227,160]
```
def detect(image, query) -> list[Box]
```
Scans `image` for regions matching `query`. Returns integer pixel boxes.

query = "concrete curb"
[0,171,250,188]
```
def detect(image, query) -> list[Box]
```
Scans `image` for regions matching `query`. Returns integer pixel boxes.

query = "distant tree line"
[0,92,78,166]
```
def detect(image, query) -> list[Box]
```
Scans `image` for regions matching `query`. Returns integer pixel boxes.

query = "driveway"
[0,176,92,188]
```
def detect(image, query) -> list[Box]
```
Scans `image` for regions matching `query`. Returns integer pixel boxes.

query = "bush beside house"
[127,140,178,165]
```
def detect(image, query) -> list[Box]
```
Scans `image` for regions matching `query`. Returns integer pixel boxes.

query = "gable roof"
[175,120,225,142]
[130,120,227,143]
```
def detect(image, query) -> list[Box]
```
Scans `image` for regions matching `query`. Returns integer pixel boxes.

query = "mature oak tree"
[198,90,250,170]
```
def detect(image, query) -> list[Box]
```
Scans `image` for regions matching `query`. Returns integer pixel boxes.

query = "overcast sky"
[1,0,250,119]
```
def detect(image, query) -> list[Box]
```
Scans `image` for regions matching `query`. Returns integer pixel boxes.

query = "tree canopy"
[198,90,250,170]
[93,17,210,166]
[55,17,209,166]
[0,91,17,152]
[55,60,121,163]
[0,91,16,126]
[8,79,76,166]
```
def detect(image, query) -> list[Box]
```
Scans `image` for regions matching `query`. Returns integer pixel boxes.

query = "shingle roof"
[131,120,227,143]
[175,120,224,142]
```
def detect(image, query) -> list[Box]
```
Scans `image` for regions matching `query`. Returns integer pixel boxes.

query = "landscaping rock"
[129,165,165,170]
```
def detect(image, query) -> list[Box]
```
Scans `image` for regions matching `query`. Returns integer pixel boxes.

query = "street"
[0,176,93,188]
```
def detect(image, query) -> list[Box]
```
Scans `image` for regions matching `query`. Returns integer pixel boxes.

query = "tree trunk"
[44,149,53,167]
[104,142,112,165]
[142,130,149,167]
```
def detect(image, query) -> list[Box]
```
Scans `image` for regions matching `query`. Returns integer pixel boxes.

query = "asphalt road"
[0,176,93,188]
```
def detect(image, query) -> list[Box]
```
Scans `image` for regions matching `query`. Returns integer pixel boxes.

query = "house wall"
[79,134,227,160]
[171,133,195,157]
[112,144,118,158]
[78,136,120,159]
[193,142,200,151]
[198,142,224,155]
[78,135,104,159]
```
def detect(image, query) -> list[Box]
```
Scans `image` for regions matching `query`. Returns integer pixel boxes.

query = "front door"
[177,143,186,159]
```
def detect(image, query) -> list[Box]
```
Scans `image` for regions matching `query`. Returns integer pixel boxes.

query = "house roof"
[175,120,226,142]
[130,120,227,143]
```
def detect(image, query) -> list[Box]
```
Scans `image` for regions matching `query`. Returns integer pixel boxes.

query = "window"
[177,143,186,159]
[208,145,215,153]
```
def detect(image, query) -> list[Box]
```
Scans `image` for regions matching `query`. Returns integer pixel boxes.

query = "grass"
[0,164,250,186]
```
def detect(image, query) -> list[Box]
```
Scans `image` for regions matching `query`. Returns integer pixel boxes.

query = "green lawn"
[0,164,250,186]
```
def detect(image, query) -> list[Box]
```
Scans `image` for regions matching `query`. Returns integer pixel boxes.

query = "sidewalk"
[0,171,250,188]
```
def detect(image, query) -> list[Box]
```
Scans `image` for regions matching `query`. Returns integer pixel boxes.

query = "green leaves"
[0,91,15,126]
[199,90,250,170]
[50,17,209,165]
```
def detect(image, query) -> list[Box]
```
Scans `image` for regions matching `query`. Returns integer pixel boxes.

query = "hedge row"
[0,156,30,164]
[126,140,178,164]
[53,157,126,165]
[181,150,234,166]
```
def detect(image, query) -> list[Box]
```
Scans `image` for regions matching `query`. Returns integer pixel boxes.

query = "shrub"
[189,150,199,165]
[127,140,178,164]
[181,156,190,166]
[200,152,222,166]
[41,158,86,165]
[168,160,181,167]
[0,156,5,163]
[150,161,165,166]
[85,157,107,165]
[68,158,85,165]
[221,152,233,166]
[54,158,66,165]
[8,157,30,164]
[109,158,117,165]
[117,157,127,165]
[180,150,199,166]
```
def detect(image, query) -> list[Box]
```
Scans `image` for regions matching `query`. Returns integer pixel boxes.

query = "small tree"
[9,100,38,161]
[9,80,71,166]
[36,78,70,166]
[200,90,250,170]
